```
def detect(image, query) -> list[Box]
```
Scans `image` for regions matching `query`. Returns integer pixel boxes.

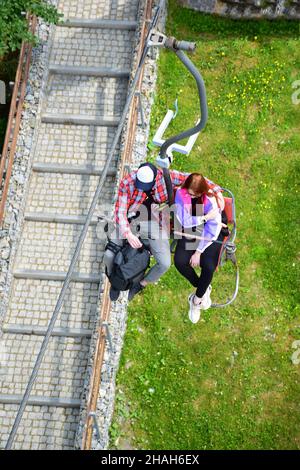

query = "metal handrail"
[0,15,37,226]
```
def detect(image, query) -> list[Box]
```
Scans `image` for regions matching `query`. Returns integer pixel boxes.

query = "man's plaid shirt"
[114,168,221,236]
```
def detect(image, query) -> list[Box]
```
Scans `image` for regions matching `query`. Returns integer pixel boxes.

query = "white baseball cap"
[135,163,157,191]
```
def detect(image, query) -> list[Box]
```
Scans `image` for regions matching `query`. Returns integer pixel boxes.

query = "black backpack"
[105,239,150,291]
[162,167,174,206]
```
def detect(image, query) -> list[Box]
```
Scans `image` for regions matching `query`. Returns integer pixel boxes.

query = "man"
[104,162,224,301]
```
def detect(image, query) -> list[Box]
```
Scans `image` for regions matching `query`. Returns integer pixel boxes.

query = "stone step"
[13,270,101,282]
[24,213,99,225]
[5,277,99,331]
[50,27,134,69]
[0,333,90,399]
[61,19,137,29]
[44,75,128,119]
[49,65,130,77]
[57,0,139,22]
[34,123,120,167]
[13,221,106,274]
[32,162,117,176]
[0,395,81,407]
[0,404,80,449]
[2,325,93,338]
[26,171,115,216]
[41,114,119,127]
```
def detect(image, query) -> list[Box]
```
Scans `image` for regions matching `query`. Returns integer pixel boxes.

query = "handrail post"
[0,15,37,226]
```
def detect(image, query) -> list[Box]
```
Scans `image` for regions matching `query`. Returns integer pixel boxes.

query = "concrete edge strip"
[2,324,93,337]
[13,270,101,283]
[49,65,130,77]
[41,114,120,126]
[0,394,81,408]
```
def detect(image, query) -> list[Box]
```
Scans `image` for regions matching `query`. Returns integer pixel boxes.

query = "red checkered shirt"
[114,168,221,237]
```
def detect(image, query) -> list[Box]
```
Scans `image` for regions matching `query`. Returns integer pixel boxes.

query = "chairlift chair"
[148,30,239,307]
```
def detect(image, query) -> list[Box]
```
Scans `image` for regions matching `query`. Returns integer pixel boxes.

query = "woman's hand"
[190,251,201,268]
[204,208,219,221]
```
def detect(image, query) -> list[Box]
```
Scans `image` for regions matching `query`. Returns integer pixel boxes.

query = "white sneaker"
[201,285,212,310]
[188,294,202,324]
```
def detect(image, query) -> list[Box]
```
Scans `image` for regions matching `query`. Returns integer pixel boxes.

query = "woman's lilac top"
[175,188,222,253]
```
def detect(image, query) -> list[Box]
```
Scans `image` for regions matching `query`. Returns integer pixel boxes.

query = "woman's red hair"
[181,173,214,204]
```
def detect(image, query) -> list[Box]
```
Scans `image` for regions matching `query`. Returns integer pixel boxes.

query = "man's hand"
[190,251,201,268]
[126,231,143,249]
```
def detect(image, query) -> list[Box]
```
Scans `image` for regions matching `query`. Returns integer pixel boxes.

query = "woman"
[174,173,227,323]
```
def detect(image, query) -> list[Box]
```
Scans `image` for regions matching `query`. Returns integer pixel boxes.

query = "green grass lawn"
[109,0,300,450]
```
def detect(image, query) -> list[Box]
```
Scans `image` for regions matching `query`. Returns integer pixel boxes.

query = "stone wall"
[179,0,300,19]
[75,0,167,450]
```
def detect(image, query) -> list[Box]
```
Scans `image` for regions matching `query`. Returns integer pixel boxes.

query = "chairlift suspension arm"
[148,31,208,164]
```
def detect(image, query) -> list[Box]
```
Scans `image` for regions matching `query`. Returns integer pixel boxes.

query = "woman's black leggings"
[174,232,225,298]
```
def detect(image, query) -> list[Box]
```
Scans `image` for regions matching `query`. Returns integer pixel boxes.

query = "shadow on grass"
[168,0,300,40]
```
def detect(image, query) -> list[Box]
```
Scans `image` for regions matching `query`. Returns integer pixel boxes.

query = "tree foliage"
[0,0,62,57]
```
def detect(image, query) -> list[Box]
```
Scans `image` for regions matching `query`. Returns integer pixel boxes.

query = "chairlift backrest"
[224,197,234,225]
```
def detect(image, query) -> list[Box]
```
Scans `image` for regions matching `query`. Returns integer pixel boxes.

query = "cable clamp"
[148,30,167,47]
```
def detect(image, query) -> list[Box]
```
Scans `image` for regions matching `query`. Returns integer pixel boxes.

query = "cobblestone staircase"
[0,0,139,450]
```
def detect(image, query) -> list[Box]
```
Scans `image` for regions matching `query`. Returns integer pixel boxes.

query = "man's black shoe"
[128,282,145,301]
[110,286,120,301]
